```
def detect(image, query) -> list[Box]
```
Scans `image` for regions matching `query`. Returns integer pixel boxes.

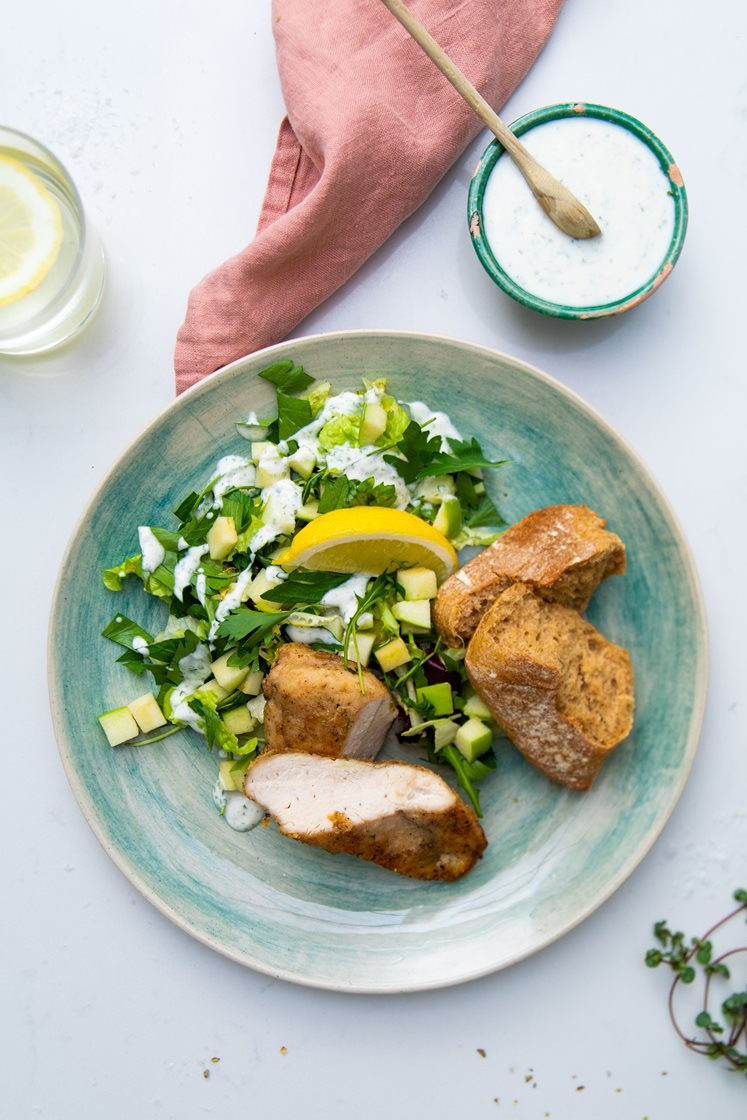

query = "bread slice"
[465,584,634,790]
[434,504,626,647]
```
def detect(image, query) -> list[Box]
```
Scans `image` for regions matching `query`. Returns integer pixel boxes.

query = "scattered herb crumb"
[477,1048,487,1058]
[202,1070,209,1080]
[211,1057,220,1064]
[576,1085,585,1092]
[280,1046,287,1055]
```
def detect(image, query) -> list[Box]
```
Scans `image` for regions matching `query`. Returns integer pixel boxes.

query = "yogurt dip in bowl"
[468,103,688,319]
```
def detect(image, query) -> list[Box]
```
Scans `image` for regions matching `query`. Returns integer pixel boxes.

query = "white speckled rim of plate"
[48,330,707,993]
[468,103,688,320]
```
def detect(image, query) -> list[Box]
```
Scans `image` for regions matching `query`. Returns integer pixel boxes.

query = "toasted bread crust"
[434,505,626,647]
[465,584,634,790]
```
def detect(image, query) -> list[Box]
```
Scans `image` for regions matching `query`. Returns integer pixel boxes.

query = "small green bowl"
[468,102,688,320]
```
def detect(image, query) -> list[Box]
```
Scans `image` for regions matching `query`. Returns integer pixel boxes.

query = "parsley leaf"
[383,420,441,483]
[173,491,200,524]
[466,493,506,529]
[417,437,508,479]
[318,473,397,514]
[101,615,153,650]
[186,695,239,753]
[215,608,293,644]
[258,360,314,395]
[261,569,350,606]
[277,390,313,440]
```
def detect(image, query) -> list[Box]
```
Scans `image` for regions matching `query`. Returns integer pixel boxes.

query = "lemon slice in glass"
[277,506,458,581]
[0,154,64,306]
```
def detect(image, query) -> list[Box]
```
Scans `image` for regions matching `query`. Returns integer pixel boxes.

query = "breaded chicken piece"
[434,504,626,647]
[245,751,487,880]
[262,643,397,760]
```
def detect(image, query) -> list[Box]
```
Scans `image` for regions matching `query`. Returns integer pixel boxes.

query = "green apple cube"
[359,402,387,444]
[222,705,257,736]
[374,637,412,672]
[207,515,238,561]
[238,669,265,696]
[455,717,493,762]
[250,441,275,463]
[200,678,230,702]
[262,488,296,534]
[286,610,344,641]
[396,566,438,601]
[255,458,289,488]
[127,692,168,733]
[432,718,460,751]
[98,706,139,747]
[462,689,494,721]
[416,682,454,716]
[297,500,320,522]
[230,758,250,789]
[247,567,284,610]
[433,495,462,539]
[345,630,376,667]
[414,475,455,503]
[288,446,317,479]
[210,652,250,692]
[391,598,431,630]
[246,695,266,722]
[218,759,242,791]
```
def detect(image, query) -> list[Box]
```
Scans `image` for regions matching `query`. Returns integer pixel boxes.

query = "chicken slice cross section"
[245,751,487,881]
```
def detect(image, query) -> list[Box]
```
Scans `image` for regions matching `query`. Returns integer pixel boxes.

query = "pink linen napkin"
[174,0,562,393]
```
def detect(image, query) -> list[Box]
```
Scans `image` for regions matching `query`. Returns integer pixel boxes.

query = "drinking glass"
[0,125,105,355]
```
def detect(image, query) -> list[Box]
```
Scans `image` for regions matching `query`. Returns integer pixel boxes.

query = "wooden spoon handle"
[380,0,527,158]
[380,0,601,240]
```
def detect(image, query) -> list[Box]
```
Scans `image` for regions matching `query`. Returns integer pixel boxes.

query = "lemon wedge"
[0,154,63,306]
[277,507,458,582]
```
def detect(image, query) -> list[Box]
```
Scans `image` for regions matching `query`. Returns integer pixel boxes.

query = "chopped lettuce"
[318,411,362,450]
[380,394,410,445]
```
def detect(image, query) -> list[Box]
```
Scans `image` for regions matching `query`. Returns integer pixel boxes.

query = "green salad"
[98,360,510,817]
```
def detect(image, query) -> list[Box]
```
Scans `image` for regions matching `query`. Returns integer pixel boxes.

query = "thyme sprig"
[645,889,747,1076]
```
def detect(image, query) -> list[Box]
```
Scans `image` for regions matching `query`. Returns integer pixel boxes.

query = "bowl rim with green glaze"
[468,102,689,320]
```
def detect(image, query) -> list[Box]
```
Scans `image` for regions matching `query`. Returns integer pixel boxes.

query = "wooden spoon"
[381,0,601,240]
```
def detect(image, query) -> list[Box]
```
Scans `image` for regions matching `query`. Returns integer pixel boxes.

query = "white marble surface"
[2,1,746,1117]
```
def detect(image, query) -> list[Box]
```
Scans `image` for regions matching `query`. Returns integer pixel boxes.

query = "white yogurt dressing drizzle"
[138,526,165,573]
[481,116,676,307]
[209,566,255,642]
[325,443,410,508]
[173,544,209,601]
[284,624,340,646]
[321,574,370,624]
[212,455,256,505]
[223,792,265,832]
[168,643,213,730]
[406,401,462,450]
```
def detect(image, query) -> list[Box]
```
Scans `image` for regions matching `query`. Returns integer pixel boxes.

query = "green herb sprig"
[645,889,747,1076]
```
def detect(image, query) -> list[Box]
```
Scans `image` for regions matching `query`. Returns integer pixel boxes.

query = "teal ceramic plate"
[48,331,707,992]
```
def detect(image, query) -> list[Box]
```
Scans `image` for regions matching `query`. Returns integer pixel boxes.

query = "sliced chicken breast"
[245,751,487,881]
[262,643,397,760]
